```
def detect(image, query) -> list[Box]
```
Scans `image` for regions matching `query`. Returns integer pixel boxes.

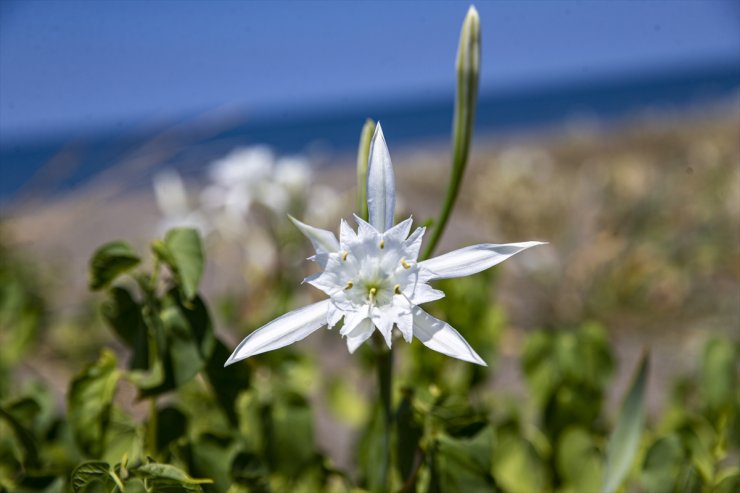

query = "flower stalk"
[423,5,481,260]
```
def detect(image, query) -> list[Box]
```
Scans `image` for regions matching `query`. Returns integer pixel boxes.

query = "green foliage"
[89,241,141,291]
[3,229,738,493]
[68,350,122,459]
[602,352,649,493]
[152,228,204,301]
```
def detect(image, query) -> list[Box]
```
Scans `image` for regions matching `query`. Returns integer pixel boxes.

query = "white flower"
[153,169,209,235]
[225,124,544,367]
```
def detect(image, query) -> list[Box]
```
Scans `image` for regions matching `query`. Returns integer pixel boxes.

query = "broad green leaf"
[556,427,602,492]
[155,406,188,454]
[187,433,236,493]
[491,425,545,493]
[158,292,207,387]
[154,228,204,301]
[135,462,212,492]
[135,291,215,397]
[101,287,149,370]
[0,406,40,469]
[0,258,44,374]
[203,339,250,426]
[231,451,270,491]
[89,241,140,290]
[68,350,121,458]
[429,425,494,493]
[395,389,423,483]
[641,434,685,493]
[357,405,387,493]
[701,338,736,415]
[71,461,124,493]
[602,352,650,493]
[268,394,315,476]
[711,471,740,493]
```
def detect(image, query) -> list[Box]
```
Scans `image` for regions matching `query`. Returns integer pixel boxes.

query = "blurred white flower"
[199,147,313,237]
[225,124,544,367]
[152,169,209,235]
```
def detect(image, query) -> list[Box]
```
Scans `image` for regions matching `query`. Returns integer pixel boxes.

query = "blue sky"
[1,0,738,141]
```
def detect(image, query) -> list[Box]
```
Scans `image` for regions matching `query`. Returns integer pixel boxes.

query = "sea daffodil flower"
[225,124,544,366]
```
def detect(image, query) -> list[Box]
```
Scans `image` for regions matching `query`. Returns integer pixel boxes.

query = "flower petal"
[405,282,445,305]
[289,215,339,254]
[353,213,379,239]
[340,306,370,336]
[339,218,357,249]
[383,216,413,245]
[412,306,486,366]
[366,123,396,233]
[418,241,546,281]
[225,300,330,365]
[346,318,375,353]
[403,226,426,261]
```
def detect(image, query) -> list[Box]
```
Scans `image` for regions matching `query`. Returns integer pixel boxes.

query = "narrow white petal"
[339,218,357,248]
[406,282,445,305]
[225,300,330,365]
[412,306,486,366]
[346,319,375,353]
[340,306,370,336]
[327,302,344,329]
[403,226,426,261]
[371,310,394,349]
[366,123,396,232]
[383,216,413,244]
[353,213,379,239]
[289,215,339,254]
[419,241,546,281]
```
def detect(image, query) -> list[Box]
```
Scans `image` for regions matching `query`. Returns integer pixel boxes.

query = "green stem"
[376,340,393,492]
[422,6,480,260]
[148,397,158,457]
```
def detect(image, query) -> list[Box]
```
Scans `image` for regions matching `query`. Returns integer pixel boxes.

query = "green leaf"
[701,337,737,415]
[135,291,215,397]
[602,352,650,493]
[711,471,740,493]
[71,461,124,493]
[268,394,315,476]
[491,424,545,493]
[203,339,250,426]
[556,427,602,492]
[89,241,140,291]
[641,434,685,493]
[101,287,149,370]
[155,406,188,454]
[395,389,423,483]
[155,228,204,301]
[68,350,121,458]
[0,406,40,469]
[429,425,494,493]
[135,462,212,492]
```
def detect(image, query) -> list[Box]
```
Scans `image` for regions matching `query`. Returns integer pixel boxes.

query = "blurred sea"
[1,61,738,203]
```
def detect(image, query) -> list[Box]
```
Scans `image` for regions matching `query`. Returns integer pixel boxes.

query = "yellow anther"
[345,281,353,290]
[394,284,401,295]
[401,258,411,269]
[379,239,385,249]
[369,287,377,304]
[341,251,349,261]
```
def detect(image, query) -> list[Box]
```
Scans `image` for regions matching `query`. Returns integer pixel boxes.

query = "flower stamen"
[369,287,377,304]
[394,284,401,295]
[401,258,411,269]
[379,239,385,249]
[341,251,349,261]
[345,281,353,290]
